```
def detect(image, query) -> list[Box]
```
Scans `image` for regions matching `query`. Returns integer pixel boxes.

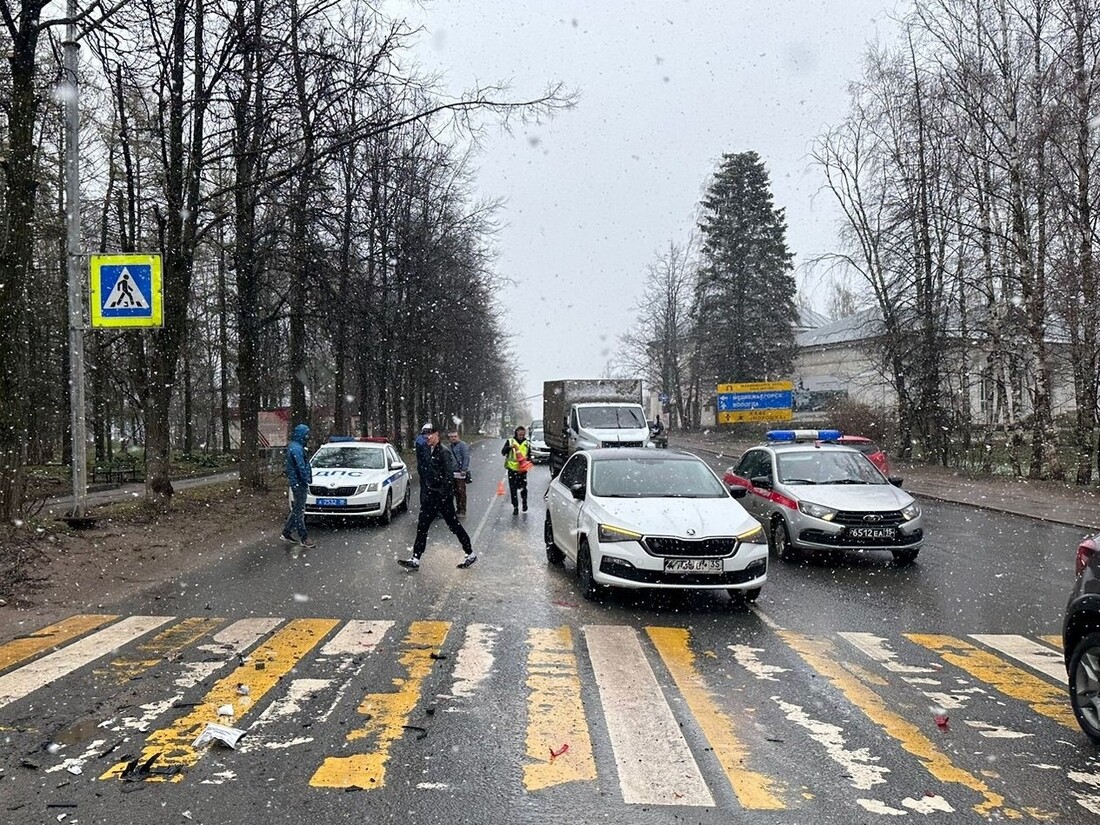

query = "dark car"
[1064,533,1100,743]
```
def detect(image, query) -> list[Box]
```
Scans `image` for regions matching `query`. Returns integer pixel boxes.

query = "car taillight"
[1076,537,1098,577]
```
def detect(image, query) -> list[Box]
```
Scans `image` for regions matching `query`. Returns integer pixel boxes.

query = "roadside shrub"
[825,399,897,448]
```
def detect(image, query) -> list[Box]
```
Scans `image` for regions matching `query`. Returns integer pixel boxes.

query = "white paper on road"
[583,624,713,807]
[0,615,172,708]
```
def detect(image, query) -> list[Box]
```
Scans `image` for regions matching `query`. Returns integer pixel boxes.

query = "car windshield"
[531,429,545,442]
[577,406,646,429]
[777,450,885,485]
[590,457,727,498]
[311,446,386,470]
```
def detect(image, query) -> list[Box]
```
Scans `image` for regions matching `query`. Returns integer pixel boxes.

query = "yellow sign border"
[90,254,163,328]
[716,380,794,394]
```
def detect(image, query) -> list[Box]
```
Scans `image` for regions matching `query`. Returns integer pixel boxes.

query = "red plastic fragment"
[934,714,949,729]
[549,743,569,760]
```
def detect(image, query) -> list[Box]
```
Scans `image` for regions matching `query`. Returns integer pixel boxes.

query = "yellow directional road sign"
[90,254,163,328]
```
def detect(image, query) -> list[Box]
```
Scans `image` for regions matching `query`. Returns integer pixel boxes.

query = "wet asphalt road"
[1,441,1099,824]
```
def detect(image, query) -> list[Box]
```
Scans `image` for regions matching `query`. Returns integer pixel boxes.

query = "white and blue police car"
[300,437,411,524]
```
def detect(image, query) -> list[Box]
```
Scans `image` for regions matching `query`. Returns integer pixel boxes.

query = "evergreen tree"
[693,151,797,384]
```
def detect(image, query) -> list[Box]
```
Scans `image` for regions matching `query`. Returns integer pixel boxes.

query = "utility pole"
[64,0,87,518]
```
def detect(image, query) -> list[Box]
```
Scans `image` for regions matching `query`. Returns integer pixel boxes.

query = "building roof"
[796,307,881,348]
[797,306,832,331]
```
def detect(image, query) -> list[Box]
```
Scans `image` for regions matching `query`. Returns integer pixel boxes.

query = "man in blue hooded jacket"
[281,423,316,548]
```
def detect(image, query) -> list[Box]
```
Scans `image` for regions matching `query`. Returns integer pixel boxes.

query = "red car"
[833,435,891,476]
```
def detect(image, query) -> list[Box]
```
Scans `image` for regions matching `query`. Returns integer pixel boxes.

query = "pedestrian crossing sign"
[90,254,163,328]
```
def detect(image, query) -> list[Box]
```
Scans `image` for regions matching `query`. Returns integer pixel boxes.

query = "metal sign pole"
[65,1,86,518]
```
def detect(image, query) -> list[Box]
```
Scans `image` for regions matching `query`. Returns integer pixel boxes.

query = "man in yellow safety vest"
[501,426,533,514]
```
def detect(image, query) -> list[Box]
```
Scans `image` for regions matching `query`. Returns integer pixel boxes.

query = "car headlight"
[798,500,837,521]
[598,523,643,543]
[901,502,921,521]
[736,524,765,544]
[354,483,379,495]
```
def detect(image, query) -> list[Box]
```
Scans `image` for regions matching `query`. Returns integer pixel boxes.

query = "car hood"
[584,427,650,442]
[311,467,392,485]
[787,483,913,511]
[590,495,758,538]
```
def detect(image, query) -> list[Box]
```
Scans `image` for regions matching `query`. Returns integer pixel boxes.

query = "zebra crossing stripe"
[906,634,1077,730]
[0,615,172,709]
[647,626,784,810]
[523,627,597,791]
[969,634,1066,682]
[838,632,935,673]
[98,618,223,684]
[584,625,714,807]
[0,614,116,673]
[779,631,1007,817]
[101,618,339,781]
[1040,634,1062,650]
[310,620,450,790]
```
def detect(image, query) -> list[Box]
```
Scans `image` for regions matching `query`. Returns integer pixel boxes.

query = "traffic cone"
[496,480,506,496]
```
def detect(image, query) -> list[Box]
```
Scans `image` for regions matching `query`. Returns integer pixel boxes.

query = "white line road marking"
[773,696,890,790]
[320,620,394,657]
[583,625,713,807]
[239,678,332,753]
[448,623,502,699]
[969,634,1065,682]
[840,633,935,673]
[728,645,788,681]
[964,721,1033,739]
[0,616,172,708]
[177,618,284,689]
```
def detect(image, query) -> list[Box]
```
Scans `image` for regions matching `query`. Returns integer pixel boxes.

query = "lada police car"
[723,429,923,565]
[300,437,411,524]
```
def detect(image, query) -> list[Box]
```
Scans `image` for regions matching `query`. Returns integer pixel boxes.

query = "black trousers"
[413,490,473,559]
[507,469,528,508]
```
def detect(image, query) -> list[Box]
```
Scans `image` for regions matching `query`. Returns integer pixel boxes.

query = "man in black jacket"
[398,426,477,570]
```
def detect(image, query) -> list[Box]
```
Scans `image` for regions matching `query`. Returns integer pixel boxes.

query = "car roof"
[836,435,874,444]
[755,442,860,454]
[586,448,699,462]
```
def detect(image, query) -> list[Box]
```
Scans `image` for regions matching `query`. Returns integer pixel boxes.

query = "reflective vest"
[506,438,530,471]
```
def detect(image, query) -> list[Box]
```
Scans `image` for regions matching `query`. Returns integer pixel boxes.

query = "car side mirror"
[569,482,586,500]
[728,485,747,499]
[750,476,773,491]
[390,462,404,471]
[888,476,904,488]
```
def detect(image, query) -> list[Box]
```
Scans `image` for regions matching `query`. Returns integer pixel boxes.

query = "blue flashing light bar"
[328,436,355,442]
[766,429,842,443]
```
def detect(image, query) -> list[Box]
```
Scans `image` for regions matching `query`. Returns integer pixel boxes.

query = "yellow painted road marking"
[648,626,785,810]
[907,634,1077,730]
[99,617,222,684]
[0,614,115,672]
[780,631,1006,817]
[102,617,338,781]
[523,627,596,791]
[310,620,450,790]
[1039,634,1062,650]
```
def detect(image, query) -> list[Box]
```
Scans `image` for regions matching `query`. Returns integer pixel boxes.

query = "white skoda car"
[299,438,410,524]
[544,448,768,605]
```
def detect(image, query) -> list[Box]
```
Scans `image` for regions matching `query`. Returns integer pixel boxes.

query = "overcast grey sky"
[397,1,900,416]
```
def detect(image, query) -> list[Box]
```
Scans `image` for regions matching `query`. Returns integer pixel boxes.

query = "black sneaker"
[456,554,478,569]
[299,539,317,549]
[397,557,421,570]
[512,506,519,515]
[522,502,528,512]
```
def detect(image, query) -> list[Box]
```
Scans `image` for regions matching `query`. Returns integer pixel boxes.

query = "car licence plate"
[847,526,896,540]
[316,497,347,507]
[664,558,723,574]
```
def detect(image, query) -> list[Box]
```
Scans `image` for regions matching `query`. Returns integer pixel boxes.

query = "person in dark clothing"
[448,430,470,517]
[415,423,433,504]
[398,426,477,570]
[280,423,316,548]
[502,426,533,514]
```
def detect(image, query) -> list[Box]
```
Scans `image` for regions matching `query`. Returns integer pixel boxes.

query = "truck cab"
[564,402,650,453]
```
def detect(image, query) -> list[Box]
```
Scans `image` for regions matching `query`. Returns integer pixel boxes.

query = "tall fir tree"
[694,151,797,384]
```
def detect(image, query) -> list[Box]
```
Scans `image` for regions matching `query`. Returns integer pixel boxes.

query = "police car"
[723,429,923,566]
[301,437,411,524]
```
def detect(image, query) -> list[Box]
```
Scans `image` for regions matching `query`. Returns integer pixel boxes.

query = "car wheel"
[379,491,393,525]
[727,587,761,608]
[545,512,565,565]
[399,481,410,513]
[893,548,919,566]
[577,540,601,601]
[1070,632,1100,744]
[771,518,796,562]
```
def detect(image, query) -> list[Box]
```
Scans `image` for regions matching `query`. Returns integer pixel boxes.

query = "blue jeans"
[283,483,308,540]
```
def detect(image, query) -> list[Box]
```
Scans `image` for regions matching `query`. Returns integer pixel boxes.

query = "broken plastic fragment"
[934,714,949,729]
[236,683,250,696]
[217,704,234,717]
[192,723,246,750]
[550,743,569,760]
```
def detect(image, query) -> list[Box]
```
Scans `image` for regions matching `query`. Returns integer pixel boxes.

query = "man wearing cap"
[398,426,477,571]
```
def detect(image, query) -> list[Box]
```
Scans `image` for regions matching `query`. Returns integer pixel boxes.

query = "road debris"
[20,759,40,770]
[429,652,448,660]
[193,723,246,750]
[402,725,429,741]
[217,704,234,717]
[550,743,569,760]
[236,683,250,696]
[934,714,950,729]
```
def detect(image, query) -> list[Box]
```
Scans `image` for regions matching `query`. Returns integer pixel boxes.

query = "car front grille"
[831,510,905,527]
[601,441,644,448]
[643,537,738,558]
[309,485,358,497]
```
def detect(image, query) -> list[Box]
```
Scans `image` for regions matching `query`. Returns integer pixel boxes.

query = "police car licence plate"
[664,558,722,574]
[847,526,895,540]
[316,497,346,507]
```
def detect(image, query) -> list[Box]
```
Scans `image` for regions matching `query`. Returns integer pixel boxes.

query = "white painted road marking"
[969,634,1065,682]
